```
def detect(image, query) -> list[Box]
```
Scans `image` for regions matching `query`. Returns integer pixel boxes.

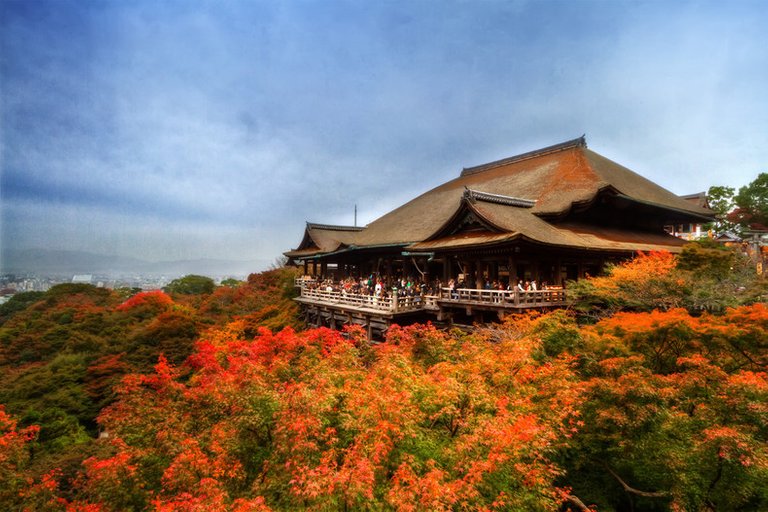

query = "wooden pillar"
[320,261,327,279]
[508,256,516,288]
[386,258,393,286]
[303,260,308,276]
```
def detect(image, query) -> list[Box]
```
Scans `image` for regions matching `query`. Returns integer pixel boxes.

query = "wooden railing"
[298,286,437,313]
[294,277,318,288]
[295,279,566,312]
[438,287,566,307]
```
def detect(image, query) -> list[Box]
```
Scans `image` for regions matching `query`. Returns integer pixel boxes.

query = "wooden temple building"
[285,137,713,337]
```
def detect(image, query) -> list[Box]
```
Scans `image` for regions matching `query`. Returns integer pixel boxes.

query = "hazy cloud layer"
[2,0,767,263]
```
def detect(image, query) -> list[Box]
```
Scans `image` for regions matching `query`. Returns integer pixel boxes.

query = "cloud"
[2,0,767,265]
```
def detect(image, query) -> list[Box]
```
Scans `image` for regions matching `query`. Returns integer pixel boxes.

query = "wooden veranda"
[294,279,566,338]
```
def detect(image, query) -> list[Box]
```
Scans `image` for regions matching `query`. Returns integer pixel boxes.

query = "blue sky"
[2,0,767,264]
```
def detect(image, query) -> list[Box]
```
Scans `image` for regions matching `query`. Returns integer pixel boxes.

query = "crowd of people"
[302,275,439,301]
[300,274,558,300]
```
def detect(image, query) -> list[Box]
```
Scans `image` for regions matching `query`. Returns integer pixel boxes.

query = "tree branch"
[565,494,592,511]
[605,464,670,499]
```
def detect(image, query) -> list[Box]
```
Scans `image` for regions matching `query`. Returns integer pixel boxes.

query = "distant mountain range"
[1,249,271,277]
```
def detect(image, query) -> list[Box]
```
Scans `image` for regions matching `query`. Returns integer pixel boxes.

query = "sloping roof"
[284,223,363,258]
[286,137,713,258]
[680,192,710,209]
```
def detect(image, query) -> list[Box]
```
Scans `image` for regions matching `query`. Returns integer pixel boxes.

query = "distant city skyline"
[2,0,767,266]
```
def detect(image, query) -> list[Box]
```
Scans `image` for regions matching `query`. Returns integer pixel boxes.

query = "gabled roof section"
[424,193,507,242]
[285,222,364,258]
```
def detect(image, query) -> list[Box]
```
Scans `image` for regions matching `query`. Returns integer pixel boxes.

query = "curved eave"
[534,186,714,223]
[284,247,325,259]
[613,194,714,222]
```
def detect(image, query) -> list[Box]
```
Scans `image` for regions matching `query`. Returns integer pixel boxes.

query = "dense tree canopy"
[0,259,766,511]
[0,267,300,501]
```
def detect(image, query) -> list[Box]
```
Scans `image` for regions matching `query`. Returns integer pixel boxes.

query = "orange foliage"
[59,321,584,510]
[116,290,174,312]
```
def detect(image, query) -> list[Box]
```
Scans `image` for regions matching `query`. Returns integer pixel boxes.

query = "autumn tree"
[0,406,39,506]
[568,248,764,318]
[42,319,585,511]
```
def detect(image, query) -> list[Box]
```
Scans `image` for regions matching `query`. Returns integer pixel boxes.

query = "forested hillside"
[1,250,767,511]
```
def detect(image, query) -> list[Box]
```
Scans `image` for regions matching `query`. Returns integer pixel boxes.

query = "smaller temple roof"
[680,192,710,210]
[284,223,363,258]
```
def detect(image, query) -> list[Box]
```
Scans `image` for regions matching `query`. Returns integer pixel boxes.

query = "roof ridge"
[463,188,536,208]
[307,222,364,232]
[460,135,587,177]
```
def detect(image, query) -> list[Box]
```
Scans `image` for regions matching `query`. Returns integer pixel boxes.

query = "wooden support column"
[476,261,485,289]
[303,260,308,276]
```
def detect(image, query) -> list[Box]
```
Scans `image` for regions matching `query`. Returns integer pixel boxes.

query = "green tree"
[705,185,736,235]
[730,172,768,231]
[219,277,242,287]
[163,274,215,295]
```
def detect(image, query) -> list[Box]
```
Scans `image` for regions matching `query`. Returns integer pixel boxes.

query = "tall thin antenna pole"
[354,204,357,227]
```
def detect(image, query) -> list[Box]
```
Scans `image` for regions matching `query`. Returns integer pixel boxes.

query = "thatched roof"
[286,137,712,259]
